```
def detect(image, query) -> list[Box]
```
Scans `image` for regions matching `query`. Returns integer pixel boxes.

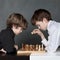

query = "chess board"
[17,44,46,56]
[17,50,46,56]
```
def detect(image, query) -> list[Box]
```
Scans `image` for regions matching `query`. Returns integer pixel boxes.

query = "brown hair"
[31,9,52,25]
[6,13,28,30]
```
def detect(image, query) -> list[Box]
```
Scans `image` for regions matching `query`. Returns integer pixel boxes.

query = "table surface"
[17,50,46,56]
[17,48,60,56]
[30,51,60,60]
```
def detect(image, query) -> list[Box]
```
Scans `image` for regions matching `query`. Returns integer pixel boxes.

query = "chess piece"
[21,43,25,51]
[35,44,39,51]
[38,45,41,51]
[29,45,33,51]
[32,45,35,51]
[42,44,44,51]
[31,32,33,34]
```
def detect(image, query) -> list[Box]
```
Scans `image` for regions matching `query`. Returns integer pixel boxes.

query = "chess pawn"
[31,32,33,34]
[32,45,35,51]
[21,43,25,51]
[36,44,39,51]
[30,45,33,51]
[42,44,44,51]
[38,45,41,51]
[25,44,29,51]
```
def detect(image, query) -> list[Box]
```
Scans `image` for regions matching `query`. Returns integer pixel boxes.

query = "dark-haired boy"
[31,9,60,53]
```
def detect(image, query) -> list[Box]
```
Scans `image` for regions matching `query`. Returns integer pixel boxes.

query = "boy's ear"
[43,18,47,23]
[12,24,18,29]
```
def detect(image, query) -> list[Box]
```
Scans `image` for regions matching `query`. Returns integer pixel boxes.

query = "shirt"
[41,20,60,53]
[0,27,17,54]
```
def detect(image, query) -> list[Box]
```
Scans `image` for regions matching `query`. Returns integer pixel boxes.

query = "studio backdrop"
[0,0,60,48]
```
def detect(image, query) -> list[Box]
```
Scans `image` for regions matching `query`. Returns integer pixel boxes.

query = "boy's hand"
[14,45,18,50]
[0,48,7,53]
[31,29,45,40]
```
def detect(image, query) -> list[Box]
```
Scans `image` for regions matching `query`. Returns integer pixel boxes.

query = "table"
[30,51,60,60]
[17,49,60,60]
[17,50,45,56]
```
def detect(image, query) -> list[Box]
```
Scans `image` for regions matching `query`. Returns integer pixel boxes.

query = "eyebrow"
[36,24,40,26]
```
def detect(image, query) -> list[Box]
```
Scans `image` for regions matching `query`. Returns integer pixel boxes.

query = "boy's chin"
[41,28,46,31]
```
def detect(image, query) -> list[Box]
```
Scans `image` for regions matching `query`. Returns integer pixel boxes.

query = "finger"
[32,28,39,31]
[31,31,38,34]
[31,29,39,34]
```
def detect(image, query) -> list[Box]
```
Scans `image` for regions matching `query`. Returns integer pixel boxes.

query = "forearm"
[37,31,48,46]
[38,33,45,40]
[31,29,48,46]
[0,48,7,53]
[14,45,18,50]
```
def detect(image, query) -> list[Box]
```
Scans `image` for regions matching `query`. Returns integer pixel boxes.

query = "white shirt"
[41,20,60,53]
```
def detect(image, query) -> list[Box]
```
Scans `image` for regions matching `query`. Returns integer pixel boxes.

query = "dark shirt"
[0,27,17,55]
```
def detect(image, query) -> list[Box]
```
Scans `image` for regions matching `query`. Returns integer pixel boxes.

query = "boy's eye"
[20,28,23,31]
[21,28,23,31]
[36,25,40,27]
[36,25,40,29]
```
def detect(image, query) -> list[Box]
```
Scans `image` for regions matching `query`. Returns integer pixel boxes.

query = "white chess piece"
[38,45,41,51]
[42,44,43,51]
[31,32,33,34]
[36,44,39,51]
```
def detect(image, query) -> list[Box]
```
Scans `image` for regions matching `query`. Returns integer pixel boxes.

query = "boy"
[31,9,60,53]
[0,13,28,55]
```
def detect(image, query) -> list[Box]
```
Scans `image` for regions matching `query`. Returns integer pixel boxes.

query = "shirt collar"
[7,27,15,37]
[47,20,53,31]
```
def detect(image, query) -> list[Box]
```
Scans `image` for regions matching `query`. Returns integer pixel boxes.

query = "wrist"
[41,35,45,40]
[14,45,18,50]
[40,34,45,40]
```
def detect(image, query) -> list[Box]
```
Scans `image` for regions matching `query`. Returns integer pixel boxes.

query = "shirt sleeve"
[0,32,16,54]
[41,30,59,53]
[41,38,48,46]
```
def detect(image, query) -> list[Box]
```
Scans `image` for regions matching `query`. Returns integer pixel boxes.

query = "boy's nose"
[20,30,22,33]
[38,26,40,29]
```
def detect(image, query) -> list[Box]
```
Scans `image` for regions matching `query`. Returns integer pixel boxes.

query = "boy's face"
[35,18,48,30]
[12,25,23,35]
[15,27,23,35]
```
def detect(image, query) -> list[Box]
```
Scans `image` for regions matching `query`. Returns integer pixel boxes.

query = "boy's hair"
[31,9,52,25]
[7,13,28,30]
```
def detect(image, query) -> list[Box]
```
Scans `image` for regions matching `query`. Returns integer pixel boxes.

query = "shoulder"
[0,28,14,38]
[48,21,60,35]
[0,28,10,35]
[49,21,60,30]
